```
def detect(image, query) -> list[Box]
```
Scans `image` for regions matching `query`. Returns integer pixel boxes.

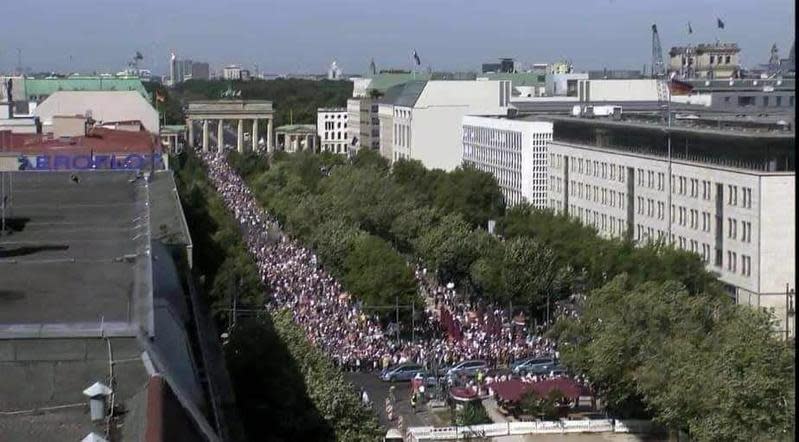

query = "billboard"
[17,153,164,171]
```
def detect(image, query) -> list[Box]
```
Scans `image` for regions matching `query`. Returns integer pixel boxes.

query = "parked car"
[512,357,558,375]
[380,363,424,382]
[445,360,488,378]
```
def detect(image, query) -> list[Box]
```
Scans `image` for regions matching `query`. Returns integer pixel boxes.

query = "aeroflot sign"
[17,153,164,171]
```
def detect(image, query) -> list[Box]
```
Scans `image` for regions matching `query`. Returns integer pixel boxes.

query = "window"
[709,55,715,64]
[657,202,664,220]
[763,96,770,107]
[657,173,664,191]
[725,55,731,64]
[777,96,783,106]
[738,96,756,106]
[638,196,644,215]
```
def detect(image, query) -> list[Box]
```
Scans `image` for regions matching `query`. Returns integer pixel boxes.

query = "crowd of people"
[199,151,585,390]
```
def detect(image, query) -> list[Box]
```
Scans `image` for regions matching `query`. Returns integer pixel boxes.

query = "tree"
[432,164,505,228]
[343,234,418,310]
[309,219,363,276]
[552,275,795,440]
[501,237,565,314]
[389,206,442,254]
[413,213,479,285]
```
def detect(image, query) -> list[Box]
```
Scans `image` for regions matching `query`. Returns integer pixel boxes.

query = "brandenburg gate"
[185,100,275,153]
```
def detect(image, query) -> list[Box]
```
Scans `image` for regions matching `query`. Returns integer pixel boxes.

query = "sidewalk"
[482,397,513,423]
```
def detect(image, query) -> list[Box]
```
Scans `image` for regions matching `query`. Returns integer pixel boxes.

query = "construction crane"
[651,24,666,78]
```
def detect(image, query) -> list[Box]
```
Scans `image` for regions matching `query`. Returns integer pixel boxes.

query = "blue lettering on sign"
[54,155,70,170]
[16,153,165,171]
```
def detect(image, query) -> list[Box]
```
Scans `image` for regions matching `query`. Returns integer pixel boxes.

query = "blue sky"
[0,0,794,75]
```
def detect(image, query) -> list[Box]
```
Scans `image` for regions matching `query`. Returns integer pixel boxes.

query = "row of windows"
[463,144,525,171]
[323,131,348,141]
[727,218,753,243]
[569,158,626,183]
[463,125,530,150]
[728,185,753,208]
[727,251,753,276]
[729,95,795,108]
[323,121,347,131]
[571,182,627,210]
[394,123,411,148]
[569,206,626,236]
[394,108,410,119]
[322,113,347,120]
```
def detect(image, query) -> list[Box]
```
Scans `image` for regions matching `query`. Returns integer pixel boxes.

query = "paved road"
[345,372,438,429]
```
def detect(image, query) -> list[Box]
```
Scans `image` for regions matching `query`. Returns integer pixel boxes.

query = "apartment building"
[317,107,349,154]
[462,116,552,208]
[347,98,380,152]
[546,115,795,336]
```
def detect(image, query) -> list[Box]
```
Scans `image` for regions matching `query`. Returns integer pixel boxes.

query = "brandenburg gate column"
[217,119,225,151]
[187,119,194,148]
[267,118,274,153]
[252,119,259,151]
[202,120,210,152]
[237,119,245,153]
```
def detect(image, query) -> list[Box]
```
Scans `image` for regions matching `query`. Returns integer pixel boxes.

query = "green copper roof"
[275,124,316,133]
[366,72,432,93]
[381,80,428,107]
[23,77,149,100]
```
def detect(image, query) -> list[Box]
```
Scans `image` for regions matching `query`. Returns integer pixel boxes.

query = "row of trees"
[229,149,793,440]
[233,149,714,321]
[552,275,795,441]
[173,151,382,441]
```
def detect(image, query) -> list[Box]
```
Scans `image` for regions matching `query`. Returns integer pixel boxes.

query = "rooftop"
[22,77,148,101]
[0,171,152,335]
[0,126,160,155]
[274,124,316,133]
[0,170,221,441]
[380,80,428,107]
[532,114,795,172]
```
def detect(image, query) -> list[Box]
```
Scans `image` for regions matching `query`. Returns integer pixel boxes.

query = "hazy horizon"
[0,0,794,76]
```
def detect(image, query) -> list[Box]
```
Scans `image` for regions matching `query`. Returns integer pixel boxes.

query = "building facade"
[462,116,552,208]
[317,107,349,154]
[223,65,243,80]
[378,79,511,171]
[547,140,795,335]
[669,43,741,79]
[347,98,380,152]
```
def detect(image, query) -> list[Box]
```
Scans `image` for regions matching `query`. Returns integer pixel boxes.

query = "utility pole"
[786,283,793,341]
[1,172,6,236]
[395,295,400,343]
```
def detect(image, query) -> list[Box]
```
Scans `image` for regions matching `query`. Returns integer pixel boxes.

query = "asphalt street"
[345,372,438,430]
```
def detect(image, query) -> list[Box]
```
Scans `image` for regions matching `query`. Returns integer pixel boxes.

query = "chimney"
[82,381,113,422]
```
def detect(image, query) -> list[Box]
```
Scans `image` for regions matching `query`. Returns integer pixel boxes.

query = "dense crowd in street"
[200,151,585,387]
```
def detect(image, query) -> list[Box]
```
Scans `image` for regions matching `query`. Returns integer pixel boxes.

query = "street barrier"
[407,418,645,441]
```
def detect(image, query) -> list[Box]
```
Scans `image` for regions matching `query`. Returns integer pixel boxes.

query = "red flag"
[668,78,693,96]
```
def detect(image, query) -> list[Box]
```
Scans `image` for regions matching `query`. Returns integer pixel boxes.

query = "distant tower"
[769,43,780,68]
[169,51,177,86]
[369,58,377,76]
[328,60,342,80]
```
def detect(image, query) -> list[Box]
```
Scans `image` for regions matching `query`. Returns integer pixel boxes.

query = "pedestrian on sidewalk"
[410,392,418,413]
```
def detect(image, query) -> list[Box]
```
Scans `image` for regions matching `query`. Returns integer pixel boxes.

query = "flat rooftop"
[536,114,795,139]
[0,170,152,336]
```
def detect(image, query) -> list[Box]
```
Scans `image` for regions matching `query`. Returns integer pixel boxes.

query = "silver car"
[380,363,424,382]
[445,360,488,378]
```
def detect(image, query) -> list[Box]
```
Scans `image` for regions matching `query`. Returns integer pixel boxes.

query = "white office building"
[317,107,349,154]
[222,65,242,81]
[462,116,552,208]
[548,133,795,336]
[379,79,511,171]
